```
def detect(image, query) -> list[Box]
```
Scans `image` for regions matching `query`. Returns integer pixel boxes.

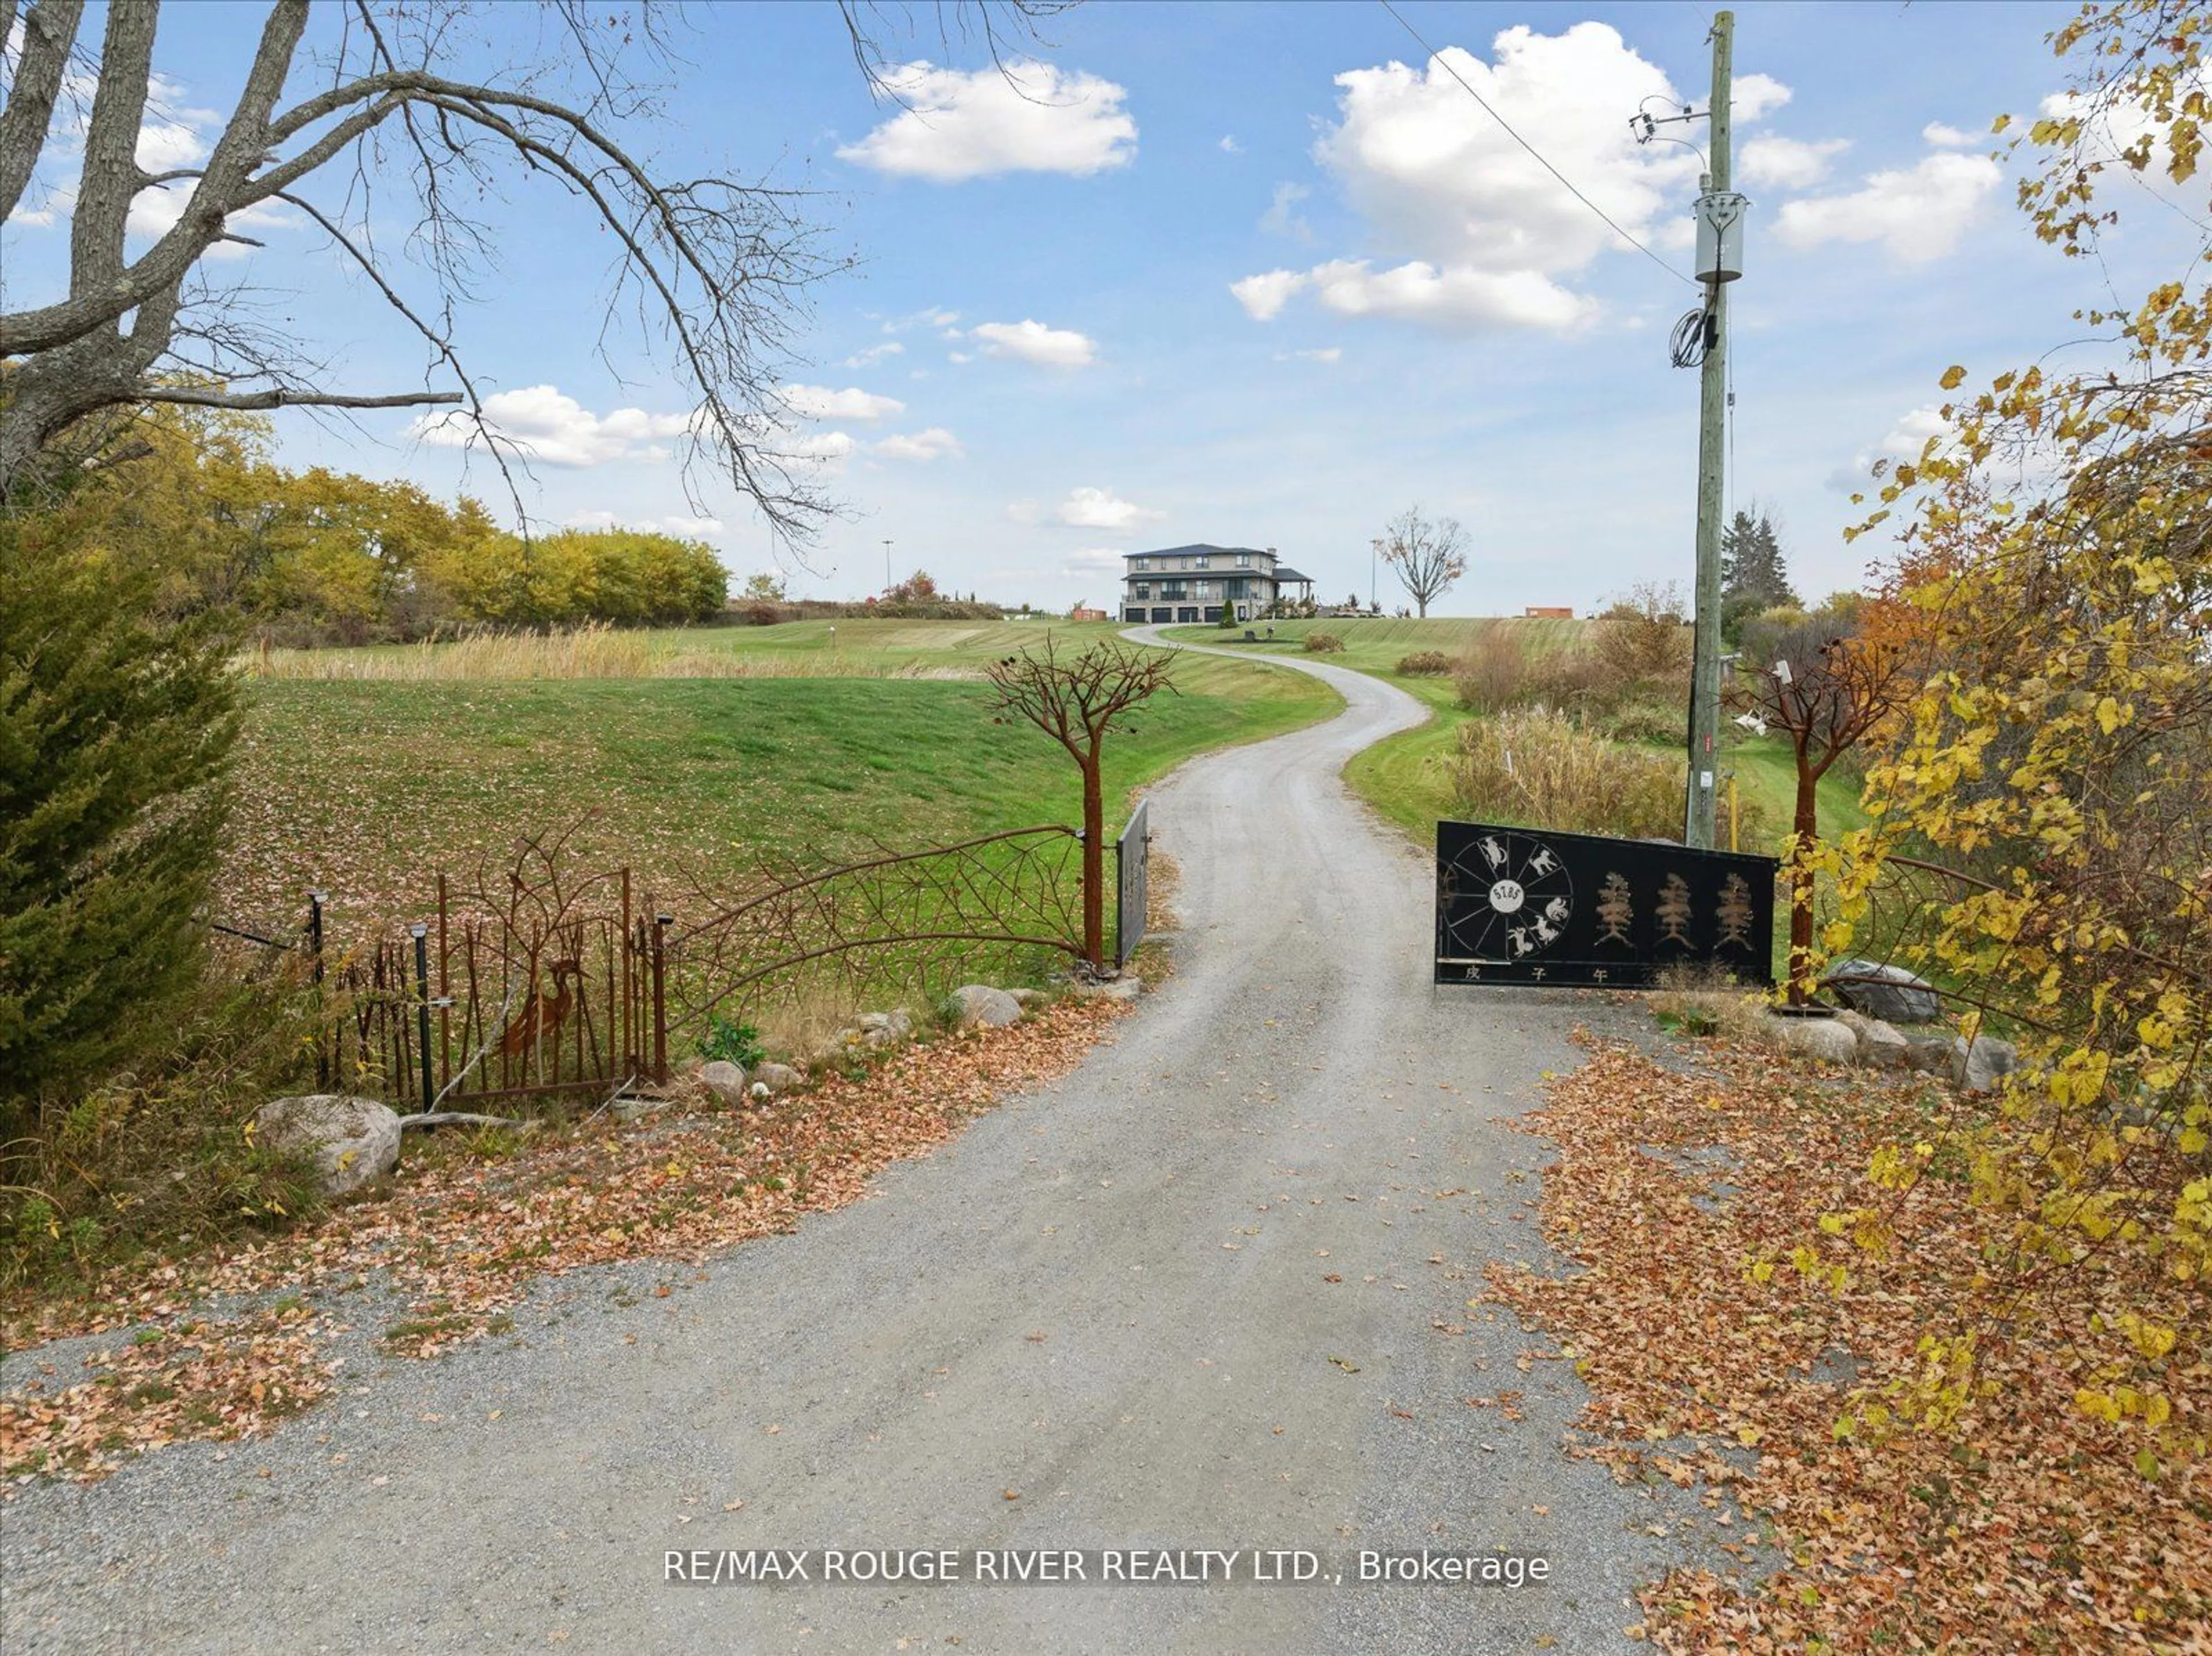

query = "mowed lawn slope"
[224,627,1338,927]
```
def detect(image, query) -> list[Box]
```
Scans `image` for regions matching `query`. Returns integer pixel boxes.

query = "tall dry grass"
[244,624,984,682]
[1452,706,1683,840]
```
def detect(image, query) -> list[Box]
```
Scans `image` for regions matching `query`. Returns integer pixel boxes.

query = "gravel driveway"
[3,633,1702,1653]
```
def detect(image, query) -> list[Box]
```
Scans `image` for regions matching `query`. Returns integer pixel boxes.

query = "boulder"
[1902,1036,1953,1075]
[1948,1034,2017,1093]
[1821,959,1941,1025]
[700,1060,749,1106]
[946,984,1023,1028]
[1835,1010,1911,1071]
[857,1007,914,1044]
[255,1094,402,1196]
[1768,1013,1857,1065]
[753,1062,802,1096]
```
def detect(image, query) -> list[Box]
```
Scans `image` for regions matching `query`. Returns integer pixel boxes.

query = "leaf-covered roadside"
[1486,1040,2208,1654]
[1,999,1122,1487]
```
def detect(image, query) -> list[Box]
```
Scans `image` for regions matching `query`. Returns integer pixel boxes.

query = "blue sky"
[7,0,2176,614]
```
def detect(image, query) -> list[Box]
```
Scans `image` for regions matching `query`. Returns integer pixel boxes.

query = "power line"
[1375,0,1699,288]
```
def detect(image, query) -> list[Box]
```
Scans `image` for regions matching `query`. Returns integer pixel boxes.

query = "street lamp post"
[882,539,893,594]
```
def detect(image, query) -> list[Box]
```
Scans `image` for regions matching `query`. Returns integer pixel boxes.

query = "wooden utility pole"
[1684,12,1735,849]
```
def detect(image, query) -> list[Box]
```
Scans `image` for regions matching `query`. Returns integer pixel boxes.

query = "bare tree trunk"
[1081,752,1105,971]
[1788,743,1819,1006]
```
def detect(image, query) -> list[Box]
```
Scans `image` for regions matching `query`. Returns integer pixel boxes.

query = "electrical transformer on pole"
[1684,12,1745,850]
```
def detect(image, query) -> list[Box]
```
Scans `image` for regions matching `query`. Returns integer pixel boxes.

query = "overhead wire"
[1375,0,1700,289]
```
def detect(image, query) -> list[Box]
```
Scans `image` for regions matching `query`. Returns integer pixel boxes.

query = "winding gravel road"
[3,634,1700,1654]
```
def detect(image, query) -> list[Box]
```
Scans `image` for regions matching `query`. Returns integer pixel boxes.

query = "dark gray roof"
[1271,565,1313,583]
[1126,543,1268,560]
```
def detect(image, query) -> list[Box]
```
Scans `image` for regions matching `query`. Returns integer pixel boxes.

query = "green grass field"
[222,622,1339,929]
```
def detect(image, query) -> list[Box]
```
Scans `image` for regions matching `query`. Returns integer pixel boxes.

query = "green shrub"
[1395,650,1456,676]
[1451,707,1682,839]
[700,1014,766,1069]
[1597,696,1685,746]
[1303,632,1345,654]
[0,969,327,1290]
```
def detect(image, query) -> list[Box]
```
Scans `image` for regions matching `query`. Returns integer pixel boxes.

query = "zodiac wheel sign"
[1442,829,1574,962]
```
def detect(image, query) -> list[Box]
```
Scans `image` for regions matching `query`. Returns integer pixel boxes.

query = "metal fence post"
[411,923,435,1112]
[652,913,671,1083]
[307,889,327,1088]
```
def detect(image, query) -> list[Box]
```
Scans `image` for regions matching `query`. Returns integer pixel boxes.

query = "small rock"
[255,1095,402,1195]
[946,984,1023,1028]
[1821,958,1941,1025]
[1070,976,1142,1002]
[700,1060,748,1106]
[1767,1013,1857,1064]
[1835,1010,1911,1070]
[753,1062,802,1095]
[1948,1034,2017,1093]
[856,1007,914,1040]
[613,1094,678,1121]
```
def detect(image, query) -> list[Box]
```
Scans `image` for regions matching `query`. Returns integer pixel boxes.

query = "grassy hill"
[224,623,1338,927]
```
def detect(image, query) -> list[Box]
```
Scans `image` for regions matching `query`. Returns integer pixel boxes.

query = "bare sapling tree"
[986,638,1175,971]
[0,0,1055,525]
[1732,619,1910,1003]
[1377,505,1468,617]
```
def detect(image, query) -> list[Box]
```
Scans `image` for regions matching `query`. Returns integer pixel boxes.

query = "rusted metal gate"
[317,859,668,1111]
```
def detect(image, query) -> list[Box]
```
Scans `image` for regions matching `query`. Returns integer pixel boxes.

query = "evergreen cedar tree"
[0,518,239,1128]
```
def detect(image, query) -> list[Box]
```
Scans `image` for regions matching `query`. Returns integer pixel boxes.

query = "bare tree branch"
[0,0,1070,534]
[137,386,464,412]
[0,0,85,225]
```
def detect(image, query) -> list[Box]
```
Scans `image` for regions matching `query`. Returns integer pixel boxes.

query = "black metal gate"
[1116,799,1150,970]
[1434,819,1777,987]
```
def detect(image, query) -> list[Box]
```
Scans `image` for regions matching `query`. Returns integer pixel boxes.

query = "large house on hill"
[1119,544,1315,625]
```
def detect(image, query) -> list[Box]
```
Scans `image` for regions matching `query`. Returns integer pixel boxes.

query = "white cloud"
[1275,347,1342,363]
[1774,150,2001,264]
[782,383,905,422]
[407,385,697,467]
[967,319,1097,369]
[779,429,857,464]
[1260,181,1313,241]
[1243,24,1711,332]
[874,426,965,461]
[1739,134,1850,190]
[563,510,726,537]
[1055,486,1161,530]
[1831,404,1950,490]
[840,342,905,369]
[1319,27,1700,275]
[1219,135,1243,154]
[1246,259,1596,333]
[1061,548,1128,578]
[835,61,1137,180]
[1003,499,1045,525]
[1922,121,1979,149]
[1231,269,1306,321]
[1732,73,1793,122]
